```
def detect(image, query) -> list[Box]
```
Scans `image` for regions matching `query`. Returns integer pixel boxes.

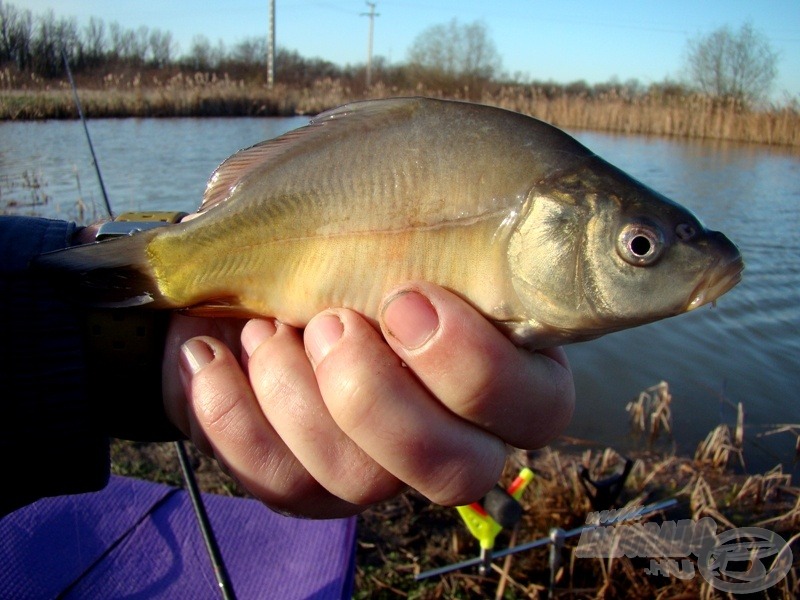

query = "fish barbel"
[36,97,743,348]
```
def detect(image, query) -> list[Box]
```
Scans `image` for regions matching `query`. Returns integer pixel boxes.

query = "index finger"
[378,283,575,449]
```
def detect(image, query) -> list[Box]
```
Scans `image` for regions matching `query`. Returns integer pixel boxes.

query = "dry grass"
[625,381,673,444]
[760,425,800,460]
[0,166,97,222]
[0,169,50,211]
[347,444,800,599]
[110,406,800,598]
[2,67,799,146]
[694,425,744,471]
[694,401,745,471]
[489,87,800,147]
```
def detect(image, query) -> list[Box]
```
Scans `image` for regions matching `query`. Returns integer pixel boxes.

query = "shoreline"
[111,435,800,598]
[2,81,799,147]
[109,382,799,597]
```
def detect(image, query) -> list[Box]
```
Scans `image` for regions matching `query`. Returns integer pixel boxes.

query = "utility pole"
[267,0,275,89]
[360,2,379,88]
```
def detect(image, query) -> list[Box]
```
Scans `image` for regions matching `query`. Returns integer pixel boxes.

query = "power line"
[267,0,276,89]
[360,2,380,88]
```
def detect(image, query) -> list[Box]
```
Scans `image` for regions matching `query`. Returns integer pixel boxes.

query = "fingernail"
[381,290,439,349]
[180,338,216,375]
[241,318,278,357]
[305,313,343,368]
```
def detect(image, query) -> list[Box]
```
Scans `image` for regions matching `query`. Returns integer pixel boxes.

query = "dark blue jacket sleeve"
[0,216,109,516]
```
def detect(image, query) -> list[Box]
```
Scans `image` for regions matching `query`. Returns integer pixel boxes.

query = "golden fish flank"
[36,97,743,349]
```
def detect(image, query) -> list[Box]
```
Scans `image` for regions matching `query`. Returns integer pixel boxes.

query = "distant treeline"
[0,0,625,96]
[0,0,769,101]
[1,1,798,146]
[0,1,345,85]
[2,73,798,147]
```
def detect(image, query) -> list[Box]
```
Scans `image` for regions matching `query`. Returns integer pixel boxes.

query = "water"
[0,118,308,216]
[1,117,798,473]
[562,132,800,473]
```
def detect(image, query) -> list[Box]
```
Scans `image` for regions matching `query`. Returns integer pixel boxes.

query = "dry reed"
[489,86,800,147]
[625,380,673,443]
[109,410,800,598]
[760,424,800,459]
[2,68,799,146]
[694,403,746,473]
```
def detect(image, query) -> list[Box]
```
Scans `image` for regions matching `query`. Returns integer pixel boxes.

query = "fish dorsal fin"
[309,96,425,125]
[198,97,429,214]
[199,128,311,214]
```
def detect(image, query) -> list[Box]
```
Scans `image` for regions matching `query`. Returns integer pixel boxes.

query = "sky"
[17,1,800,100]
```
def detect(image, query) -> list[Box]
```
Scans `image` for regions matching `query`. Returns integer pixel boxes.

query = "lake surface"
[1,116,798,473]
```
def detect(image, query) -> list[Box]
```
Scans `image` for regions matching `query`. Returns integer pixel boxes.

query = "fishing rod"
[62,50,235,600]
[61,50,113,219]
[176,439,236,600]
[415,498,679,581]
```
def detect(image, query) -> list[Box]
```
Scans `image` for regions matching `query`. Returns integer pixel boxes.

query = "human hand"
[162,282,575,518]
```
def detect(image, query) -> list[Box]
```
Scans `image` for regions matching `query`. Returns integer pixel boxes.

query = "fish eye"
[617,222,664,266]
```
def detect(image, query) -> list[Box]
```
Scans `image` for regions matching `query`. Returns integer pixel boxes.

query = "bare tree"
[685,22,779,106]
[148,28,173,67]
[0,1,34,70]
[31,9,79,76]
[186,34,226,71]
[406,18,501,93]
[232,36,266,67]
[82,16,106,67]
[131,25,150,65]
[109,21,133,62]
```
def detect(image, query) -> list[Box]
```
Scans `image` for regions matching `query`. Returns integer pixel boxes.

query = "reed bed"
[2,68,798,146]
[488,87,800,147]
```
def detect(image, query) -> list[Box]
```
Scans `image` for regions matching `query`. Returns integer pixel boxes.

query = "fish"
[35,97,743,349]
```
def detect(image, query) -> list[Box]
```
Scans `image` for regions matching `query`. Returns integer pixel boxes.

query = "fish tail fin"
[33,230,174,309]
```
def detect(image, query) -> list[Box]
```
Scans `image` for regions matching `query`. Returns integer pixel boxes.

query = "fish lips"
[686,232,744,311]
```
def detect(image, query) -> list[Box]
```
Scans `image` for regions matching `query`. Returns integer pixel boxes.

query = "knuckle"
[251,459,362,519]
[423,448,506,506]
[335,471,407,506]
[318,354,396,432]
[191,380,243,437]
[458,359,514,421]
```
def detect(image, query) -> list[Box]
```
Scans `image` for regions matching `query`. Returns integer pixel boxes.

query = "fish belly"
[148,215,521,326]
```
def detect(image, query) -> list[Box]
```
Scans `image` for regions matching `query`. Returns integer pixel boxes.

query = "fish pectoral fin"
[181,298,260,319]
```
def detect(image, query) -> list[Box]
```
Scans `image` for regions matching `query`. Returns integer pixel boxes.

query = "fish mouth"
[686,255,744,311]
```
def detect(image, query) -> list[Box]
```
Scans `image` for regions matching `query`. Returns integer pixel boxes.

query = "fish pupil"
[630,235,652,257]
[617,223,663,266]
